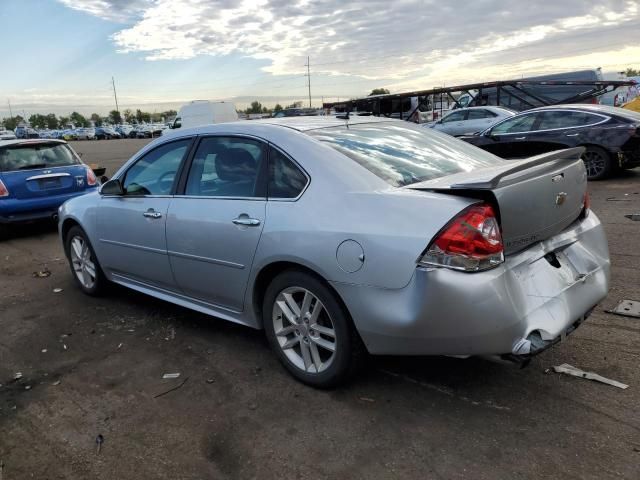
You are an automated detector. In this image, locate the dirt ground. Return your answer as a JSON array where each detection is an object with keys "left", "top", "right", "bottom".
[{"left": 1, "top": 138, "right": 639, "bottom": 479}]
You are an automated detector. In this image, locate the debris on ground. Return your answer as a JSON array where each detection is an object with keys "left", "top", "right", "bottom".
[
  {"left": 41, "top": 349, "right": 47, "bottom": 353},
  {"left": 206, "top": 378, "right": 215, "bottom": 384},
  {"left": 624, "top": 213, "right": 640, "bottom": 221},
  {"left": 162, "top": 373, "right": 180, "bottom": 379},
  {"left": 96, "top": 434, "right": 104, "bottom": 455},
  {"left": 53, "top": 288, "right": 63, "bottom": 293},
  {"left": 359, "top": 397, "right": 376, "bottom": 403},
  {"left": 606, "top": 299, "right": 640, "bottom": 319},
  {"left": 32, "top": 269, "right": 51, "bottom": 278},
  {"left": 52, "top": 380, "right": 61, "bottom": 386},
  {"left": 153, "top": 377, "right": 189, "bottom": 399},
  {"left": 13, "top": 372, "right": 22, "bottom": 380},
  {"left": 553, "top": 364, "right": 629, "bottom": 389}
]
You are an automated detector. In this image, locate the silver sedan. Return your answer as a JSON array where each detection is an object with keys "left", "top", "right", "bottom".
[
  {"left": 426, "top": 106, "right": 516, "bottom": 136},
  {"left": 58, "top": 117, "right": 610, "bottom": 387}
]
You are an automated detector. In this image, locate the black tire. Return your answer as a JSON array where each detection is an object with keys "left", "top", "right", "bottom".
[
  {"left": 263, "top": 270, "right": 366, "bottom": 388},
  {"left": 581, "top": 146, "right": 612, "bottom": 180},
  {"left": 64, "top": 226, "right": 108, "bottom": 296}
]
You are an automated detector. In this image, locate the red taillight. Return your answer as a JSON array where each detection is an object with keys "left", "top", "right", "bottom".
[
  {"left": 0, "top": 179, "right": 9, "bottom": 197},
  {"left": 86, "top": 167, "right": 97, "bottom": 186},
  {"left": 419, "top": 203, "right": 504, "bottom": 272}
]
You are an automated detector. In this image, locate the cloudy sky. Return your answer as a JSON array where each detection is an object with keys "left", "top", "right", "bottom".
[{"left": 1, "top": 0, "right": 638, "bottom": 115}]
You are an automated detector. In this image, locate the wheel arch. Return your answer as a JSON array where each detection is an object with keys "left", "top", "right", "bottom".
[
  {"left": 60, "top": 217, "right": 81, "bottom": 242},
  {"left": 251, "top": 260, "right": 354, "bottom": 332}
]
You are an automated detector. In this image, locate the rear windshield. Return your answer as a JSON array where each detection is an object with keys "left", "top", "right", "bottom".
[
  {"left": 0, "top": 143, "right": 81, "bottom": 172},
  {"left": 308, "top": 123, "right": 501, "bottom": 186}
]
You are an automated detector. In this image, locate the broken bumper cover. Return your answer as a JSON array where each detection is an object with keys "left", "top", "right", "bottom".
[{"left": 332, "top": 213, "right": 610, "bottom": 357}]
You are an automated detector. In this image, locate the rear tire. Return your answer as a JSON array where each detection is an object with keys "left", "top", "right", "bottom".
[
  {"left": 64, "top": 226, "right": 107, "bottom": 296},
  {"left": 263, "top": 270, "right": 366, "bottom": 388},
  {"left": 581, "top": 146, "right": 612, "bottom": 180}
]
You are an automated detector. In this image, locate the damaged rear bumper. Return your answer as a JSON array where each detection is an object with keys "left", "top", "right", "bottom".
[{"left": 332, "top": 213, "right": 610, "bottom": 357}]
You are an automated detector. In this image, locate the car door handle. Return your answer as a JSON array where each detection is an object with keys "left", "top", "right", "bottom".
[
  {"left": 232, "top": 216, "right": 261, "bottom": 226},
  {"left": 565, "top": 133, "right": 579, "bottom": 137},
  {"left": 514, "top": 137, "right": 526, "bottom": 140},
  {"left": 143, "top": 209, "right": 162, "bottom": 219}
]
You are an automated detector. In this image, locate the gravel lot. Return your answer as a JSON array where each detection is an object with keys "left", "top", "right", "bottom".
[{"left": 1, "top": 138, "right": 639, "bottom": 479}]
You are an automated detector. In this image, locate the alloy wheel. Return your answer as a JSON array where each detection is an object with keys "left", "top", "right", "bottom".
[
  {"left": 582, "top": 150, "right": 606, "bottom": 178},
  {"left": 272, "top": 287, "right": 337, "bottom": 374},
  {"left": 69, "top": 236, "right": 97, "bottom": 289}
]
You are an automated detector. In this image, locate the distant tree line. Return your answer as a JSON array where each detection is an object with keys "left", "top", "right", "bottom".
[{"left": 1, "top": 109, "right": 178, "bottom": 130}]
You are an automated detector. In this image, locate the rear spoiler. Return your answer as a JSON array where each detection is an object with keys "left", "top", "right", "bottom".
[{"left": 449, "top": 147, "right": 585, "bottom": 190}]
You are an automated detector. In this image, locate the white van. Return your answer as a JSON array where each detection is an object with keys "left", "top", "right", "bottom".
[{"left": 170, "top": 101, "right": 238, "bottom": 129}]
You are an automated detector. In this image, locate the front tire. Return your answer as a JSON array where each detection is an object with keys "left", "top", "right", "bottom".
[
  {"left": 582, "top": 146, "right": 612, "bottom": 180},
  {"left": 263, "top": 270, "right": 365, "bottom": 388},
  {"left": 65, "top": 226, "right": 107, "bottom": 296}
]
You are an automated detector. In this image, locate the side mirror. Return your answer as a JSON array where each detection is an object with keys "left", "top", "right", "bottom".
[{"left": 100, "top": 178, "right": 124, "bottom": 195}]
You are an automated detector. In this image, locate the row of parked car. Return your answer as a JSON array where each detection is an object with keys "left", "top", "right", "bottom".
[
  {"left": 424, "top": 104, "right": 640, "bottom": 180},
  {"left": 7, "top": 123, "right": 169, "bottom": 141}
]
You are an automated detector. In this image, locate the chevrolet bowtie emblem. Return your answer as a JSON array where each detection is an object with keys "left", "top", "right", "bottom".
[{"left": 555, "top": 192, "right": 568, "bottom": 205}]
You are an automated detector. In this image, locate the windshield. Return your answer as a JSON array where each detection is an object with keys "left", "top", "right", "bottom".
[
  {"left": 0, "top": 142, "right": 81, "bottom": 171},
  {"left": 308, "top": 123, "right": 502, "bottom": 187}
]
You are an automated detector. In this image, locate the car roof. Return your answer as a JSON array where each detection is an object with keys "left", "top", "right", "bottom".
[
  {"left": 168, "top": 116, "right": 399, "bottom": 136},
  {"left": 251, "top": 115, "right": 398, "bottom": 131},
  {"left": 528, "top": 104, "right": 625, "bottom": 115},
  {"left": 0, "top": 138, "right": 67, "bottom": 148}
]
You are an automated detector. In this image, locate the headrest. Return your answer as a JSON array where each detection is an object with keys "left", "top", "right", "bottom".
[{"left": 215, "top": 148, "right": 257, "bottom": 181}]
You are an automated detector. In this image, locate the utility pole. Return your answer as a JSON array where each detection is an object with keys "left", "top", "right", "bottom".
[
  {"left": 112, "top": 76, "right": 120, "bottom": 113},
  {"left": 304, "top": 56, "right": 311, "bottom": 108},
  {"left": 7, "top": 99, "right": 13, "bottom": 118}
]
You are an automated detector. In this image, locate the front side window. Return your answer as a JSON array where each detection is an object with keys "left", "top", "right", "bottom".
[
  {"left": 490, "top": 113, "right": 538, "bottom": 134},
  {"left": 0, "top": 142, "right": 81, "bottom": 172},
  {"left": 442, "top": 111, "right": 465, "bottom": 123},
  {"left": 185, "top": 136, "right": 265, "bottom": 197},
  {"left": 309, "top": 123, "right": 501, "bottom": 187},
  {"left": 268, "top": 147, "right": 308, "bottom": 199},
  {"left": 467, "top": 109, "right": 496, "bottom": 120},
  {"left": 123, "top": 138, "right": 191, "bottom": 196}
]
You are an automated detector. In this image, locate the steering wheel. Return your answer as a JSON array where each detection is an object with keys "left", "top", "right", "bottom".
[{"left": 157, "top": 171, "right": 177, "bottom": 193}]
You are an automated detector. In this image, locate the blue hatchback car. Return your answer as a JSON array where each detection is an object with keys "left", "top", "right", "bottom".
[{"left": 0, "top": 139, "right": 99, "bottom": 234}]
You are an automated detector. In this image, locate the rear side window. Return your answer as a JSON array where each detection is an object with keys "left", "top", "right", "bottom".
[
  {"left": 268, "top": 147, "right": 308, "bottom": 199},
  {"left": 309, "top": 123, "right": 501, "bottom": 187},
  {"left": 0, "top": 143, "right": 80, "bottom": 172}
]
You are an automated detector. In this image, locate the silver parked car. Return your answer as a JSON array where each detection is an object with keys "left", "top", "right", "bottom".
[
  {"left": 426, "top": 106, "right": 516, "bottom": 136},
  {"left": 58, "top": 117, "right": 609, "bottom": 386}
]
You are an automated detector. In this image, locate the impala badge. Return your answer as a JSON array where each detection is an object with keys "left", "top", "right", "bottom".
[{"left": 555, "top": 192, "right": 567, "bottom": 205}]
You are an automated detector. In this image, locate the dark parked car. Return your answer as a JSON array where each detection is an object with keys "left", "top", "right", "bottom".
[
  {"left": 460, "top": 105, "right": 640, "bottom": 179},
  {"left": 14, "top": 126, "right": 39, "bottom": 139},
  {"left": 95, "top": 127, "right": 121, "bottom": 140}
]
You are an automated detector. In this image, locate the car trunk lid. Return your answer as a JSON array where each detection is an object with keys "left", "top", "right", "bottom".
[
  {"left": 407, "top": 147, "right": 588, "bottom": 255},
  {"left": 1, "top": 165, "right": 88, "bottom": 199}
]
